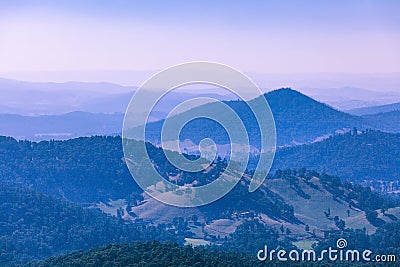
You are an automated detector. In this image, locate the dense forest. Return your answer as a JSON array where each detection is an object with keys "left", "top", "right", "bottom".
[
  {"left": 0, "top": 136, "right": 223, "bottom": 204},
  {"left": 270, "top": 130, "right": 400, "bottom": 182},
  {"left": 0, "top": 135, "right": 138, "bottom": 203}
]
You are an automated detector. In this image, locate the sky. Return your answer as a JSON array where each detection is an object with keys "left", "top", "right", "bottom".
[{"left": 0, "top": 1, "right": 400, "bottom": 81}]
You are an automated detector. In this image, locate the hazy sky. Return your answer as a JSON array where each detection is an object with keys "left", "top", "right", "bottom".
[{"left": 0, "top": 0, "right": 400, "bottom": 75}]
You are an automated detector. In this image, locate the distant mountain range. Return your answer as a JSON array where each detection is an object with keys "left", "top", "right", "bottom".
[
  {"left": 0, "top": 77, "right": 234, "bottom": 116},
  {"left": 0, "top": 78, "right": 134, "bottom": 115},
  {"left": 2, "top": 76, "right": 400, "bottom": 114},
  {"left": 348, "top": 102, "right": 400, "bottom": 115},
  {"left": 1, "top": 88, "right": 399, "bottom": 145},
  {"left": 300, "top": 87, "right": 400, "bottom": 110}
]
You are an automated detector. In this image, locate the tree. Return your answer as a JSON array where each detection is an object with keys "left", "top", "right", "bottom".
[
  {"left": 366, "top": 210, "right": 378, "bottom": 223},
  {"left": 381, "top": 207, "right": 386, "bottom": 215},
  {"left": 334, "top": 216, "right": 339, "bottom": 222},
  {"left": 336, "top": 219, "right": 345, "bottom": 230},
  {"left": 191, "top": 214, "right": 199, "bottom": 222},
  {"left": 286, "top": 228, "right": 291, "bottom": 235}
]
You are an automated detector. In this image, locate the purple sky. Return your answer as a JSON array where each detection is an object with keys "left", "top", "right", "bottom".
[{"left": 0, "top": 1, "right": 399, "bottom": 80}]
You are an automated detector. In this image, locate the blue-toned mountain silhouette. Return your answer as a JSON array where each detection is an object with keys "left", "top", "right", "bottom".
[{"left": 141, "top": 88, "right": 369, "bottom": 147}]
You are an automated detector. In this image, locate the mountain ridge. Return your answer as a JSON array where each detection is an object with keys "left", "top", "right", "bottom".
[
  {"left": 140, "top": 88, "right": 370, "bottom": 147},
  {"left": 2, "top": 88, "right": 399, "bottom": 144}
]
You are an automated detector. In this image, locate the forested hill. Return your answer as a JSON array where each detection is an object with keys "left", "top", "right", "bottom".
[
  {"left": 270, "top": 130, "right": 400, "bottom": 182},
  {"left": 0, "top": 135, "right": 139, "bottom": 203},
  {"left": 265, "top": 88, "right": 366, "bottom": 145},
  {"left": 140, "top": 88, "right": 370, "bottom": 147}
]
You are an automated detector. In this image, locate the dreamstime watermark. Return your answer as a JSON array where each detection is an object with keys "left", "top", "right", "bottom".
[
  {"left": 122, "top": 62, "right": 276, "bottom": 207},
  {"left": 257, "top": 238, "right": 396, "bottom": 263}
]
